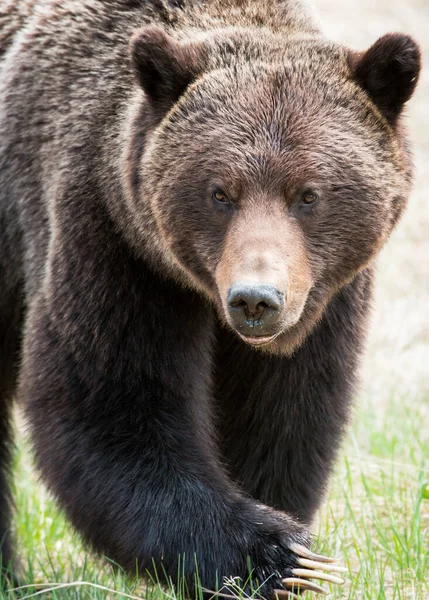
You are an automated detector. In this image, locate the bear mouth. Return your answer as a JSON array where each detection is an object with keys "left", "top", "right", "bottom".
[{"left": 237, "top": 332, "right": 280, "bottom": 346}]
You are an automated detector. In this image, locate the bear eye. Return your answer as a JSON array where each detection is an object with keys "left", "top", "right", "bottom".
[
  {"left": 212, "top": 189, "right": 230, "bottom": 204},
  {"left": 301, "top": 190, "right": 319, "bottom": 206}
]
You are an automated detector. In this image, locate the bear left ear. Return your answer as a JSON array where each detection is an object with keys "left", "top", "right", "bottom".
[
  {"left": 349, "top": 33, "right": 421, "bottom": 125},
  {"left": 130, "top": 26, "right": 205, "bottom": 109}
]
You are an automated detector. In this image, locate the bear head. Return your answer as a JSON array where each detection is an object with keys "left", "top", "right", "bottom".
[{"left": 126, "top": 26, "right": 420, "bottom": 355}]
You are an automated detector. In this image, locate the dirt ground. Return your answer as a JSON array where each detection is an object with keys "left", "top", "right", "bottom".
[{"left": 312, "top": 0, "right": 429, "bottom": 402}]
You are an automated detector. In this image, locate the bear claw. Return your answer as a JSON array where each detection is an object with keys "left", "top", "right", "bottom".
[
  {"left": 289, "top": 543, "right": 338, "bottom": 563},
  {"left": 280, "top": 578, "right": 327, "bottom": 594},
  {"left": 291, "top": 569, "right": 344, "bottom": 585},
  {"left": 297, "top": 558, "right": 348, "bottom": 573},
  {"left": 271, "top": 543, "right": 347, "bottom": 596}
]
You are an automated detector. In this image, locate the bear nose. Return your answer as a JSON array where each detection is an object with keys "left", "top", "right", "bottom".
[{"left": 227, "top": 283, "right": 285, "bottom": 336}]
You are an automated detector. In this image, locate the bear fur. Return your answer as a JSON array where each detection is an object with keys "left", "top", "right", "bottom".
[{"left": 0, "top": 0, "right": 420, "bottom": 596}]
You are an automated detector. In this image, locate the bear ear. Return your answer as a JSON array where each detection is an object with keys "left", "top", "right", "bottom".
[
  {"left": 130, "top": 26, "right": 205, "bottom": 108},
  {"left": 349, "top": 33, "right": 421, "bottom": 125}
]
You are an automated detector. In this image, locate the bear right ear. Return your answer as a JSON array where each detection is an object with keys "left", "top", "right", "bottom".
[
  {"left": 349, "top": 33, "right": 421, "bottom": 125},
  {"left": 130, "top": 26, "right": 205, "bottom": 109}
]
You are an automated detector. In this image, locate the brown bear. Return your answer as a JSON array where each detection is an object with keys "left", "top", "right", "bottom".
[{"left": 0, "top": 0, "right": 420, "bottom": 597}]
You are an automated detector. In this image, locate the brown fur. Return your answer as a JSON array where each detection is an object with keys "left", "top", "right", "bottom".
[
  {"left": 0, "top": 0, "right": 420, "bottom": 595},
  {"left": 131, "top": 20, "right": 418, "bottom": 352}
]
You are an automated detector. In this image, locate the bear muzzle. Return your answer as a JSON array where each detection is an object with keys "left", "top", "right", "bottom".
[{"left": 227, "top": 282, "right": 285, "bottom": 346}]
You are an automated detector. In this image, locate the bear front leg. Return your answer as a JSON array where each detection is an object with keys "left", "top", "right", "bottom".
[
  {"left": 19, "top": 241, "right": 341, "bottom": 598},
  {"left": 215, "top": 270, "right": 372, "bottom": 525}
]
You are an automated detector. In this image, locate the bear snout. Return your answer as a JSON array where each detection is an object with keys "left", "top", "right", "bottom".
[{"left": 227, "top": 282, "right": 285, "bottom": 344}]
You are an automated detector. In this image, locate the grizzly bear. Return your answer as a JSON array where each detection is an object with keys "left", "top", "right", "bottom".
[{"left": 0, "top": 0, "right": 420, "bottom": 596}]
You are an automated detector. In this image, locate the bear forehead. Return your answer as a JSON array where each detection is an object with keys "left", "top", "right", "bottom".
[
  {"left": 174, "top": 59, "right": 385, "bottom": 146},
  {"left": 163, "top": 68, "right": 391, "bottom": 180}
]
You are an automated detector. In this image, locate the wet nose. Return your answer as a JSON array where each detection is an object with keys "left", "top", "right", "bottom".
[{"left": 227, "top": 283, "right": 285, "bottom": 336}]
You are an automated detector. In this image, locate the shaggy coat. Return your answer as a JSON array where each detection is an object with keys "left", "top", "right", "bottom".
[{"left": 0, "top": 0, "right": 420, "bottom": 596}]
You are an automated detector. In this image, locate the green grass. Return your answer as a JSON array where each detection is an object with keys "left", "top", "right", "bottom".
[
  {"left": 315, "top": 391, "right": 429, "bottom": 600},
  {"left": 1, "top": 389, "right": 428, "bottom": 600}
]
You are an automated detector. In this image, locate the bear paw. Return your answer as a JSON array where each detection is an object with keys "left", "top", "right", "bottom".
[{"left": 273, "top": 543, "right": 347, "bottom": 597}]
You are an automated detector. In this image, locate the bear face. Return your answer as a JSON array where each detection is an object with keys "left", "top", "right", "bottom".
[{"left": 126, "top": 27, "right": 420, "bottom": 355}]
